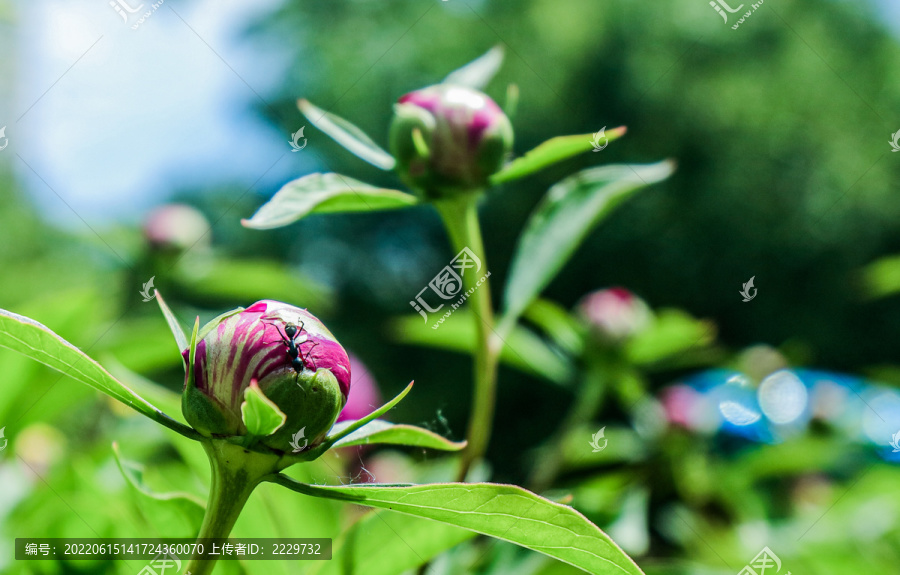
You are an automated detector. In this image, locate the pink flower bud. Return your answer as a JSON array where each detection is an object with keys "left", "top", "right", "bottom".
[
  {"left": 182, "top": 300, "right": 350, "bottom": 452},
  {"left": 390, "top": 84, "right": 513, "bottom": 198},
  {"left": 577, "top": 288, "right": 650, "bottom": 344}
]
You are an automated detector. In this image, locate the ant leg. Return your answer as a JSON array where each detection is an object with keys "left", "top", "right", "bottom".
[{"left": 300, "top": 341, "right": 320, "bottom": 370}]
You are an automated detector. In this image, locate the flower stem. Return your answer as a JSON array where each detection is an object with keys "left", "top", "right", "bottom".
[
  {"left": 185, "top": 441, "right": 279, "bottom": 575},
  {"left": 434, "top": 195, "right": 499, "bottom": 482}
]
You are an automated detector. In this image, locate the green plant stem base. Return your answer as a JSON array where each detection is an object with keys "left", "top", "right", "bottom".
[{"left": 185, "top": 440, "right": 283, "bottom": 575}]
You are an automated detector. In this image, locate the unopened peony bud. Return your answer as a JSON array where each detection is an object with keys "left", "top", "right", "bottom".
[
  {"left": 578, "top": 288, "right": 650, "bottom": 344},
  {"left": 182, "top": 300, "right": 350, "bottom": 453},
  {"left": 389, "top": 84, "right": 513, "bottom": 198}
]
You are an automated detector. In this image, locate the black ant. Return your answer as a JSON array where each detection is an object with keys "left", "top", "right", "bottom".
[{"left": 263, "top": 319, "right": 319, "bottom": 382}]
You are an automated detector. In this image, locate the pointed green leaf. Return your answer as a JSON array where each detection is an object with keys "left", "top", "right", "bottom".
[
  {"left": 241, "top": 382, "right": 287, "bottom": 437},
  {"left": 324, "top": 381, "right": 414, "bottom": 446},
  {"left": 501, "top": 161, "right": 675, "bottom": 332},
  {"left": 331, "top": 419, "right": 465, "bottom": 451},
  {"left": 112, "top": 443, "right": 206, "bottom": 508},
  {"left": 155, "top": 290, "right": 188, "bottom": 353},
  {"left": 298, "top": 99, "right": 396, "bottom": 170},
  {"left": 490, "top": 128, "right": 628, "bottom": 185},
  {"left": 270, "top": 479, "right": 645, "bottom": 575},
  {"left": 242, "top": 173, "right": 419, "bottom": 230},
  {"left": 443, "top": 45, "right": 505, "bottom": 90},
  {"left": 0, "top": 308, "right": 201, "bottom": 440}
]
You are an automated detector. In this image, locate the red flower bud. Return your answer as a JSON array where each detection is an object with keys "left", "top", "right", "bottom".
[{"left": 578, "top": 288, "right": 650, "bottom": 344}]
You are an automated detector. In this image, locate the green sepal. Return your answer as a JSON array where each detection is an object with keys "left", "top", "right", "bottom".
[{"left": 259, "top": 368, "right": 346, "bottom": 454}]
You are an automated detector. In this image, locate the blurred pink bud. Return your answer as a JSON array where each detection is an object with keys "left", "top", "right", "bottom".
[
  {"left": 337, "top": 354, "right": 382, "bottom": 423},
  {"left": 577, "top": 288, "right": 651, "bottom": 344},
  {"left": 144, "top": 203, "right": 211, "bottom": 252}
]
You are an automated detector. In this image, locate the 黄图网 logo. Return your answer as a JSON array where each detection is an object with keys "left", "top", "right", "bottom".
[
  {"left": 890, "top": 430, "right": 900, "bottom": 453},
  {"left": 889, "top": 130, "right": 900, "bottom": 152},
  {"left": 0, "top": 126, "right": 8, "bottom": 151},
  {"left": 709, "top": 0, "right": 744, "bottom": 23},
  {"left": 737, "top": 546, "right": 791, "bottom": 575},
  {"left": 740, "top": 276, "right": 757, "bottom": 302},
  {"left": 0, "top": 427, "right": 7, "bottom": 452},
  {"left": 410, "top": 247, "right": 491, "bottom": 330},
  {"left": 140, "top": 277, "right": 156, "bottom": 302},
  {"left": 289, "top": 127, "right": 307, "bottom": 152},
  {"left": 589, "top": 427, "right": 608, "bottom": 452},
  {"left": 590, "top": 127, "right": 608, "bottom": 152}
]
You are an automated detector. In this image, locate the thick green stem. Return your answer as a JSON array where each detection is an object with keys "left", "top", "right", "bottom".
[
  {"left": 185, "top": 441, "right": 280, "bottom": 575},
  {"left": 433, "top": 195, "right": 500, "bottom": 482}
]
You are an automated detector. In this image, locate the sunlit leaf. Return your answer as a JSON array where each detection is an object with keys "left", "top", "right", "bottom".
[
  {"left": 501, "top": 161, "right": 675, "bottom": 333},
  {"left": 443, "top": 45, "right": 505, "bottom": 90},
  {"left": 490, "top": 129, "right": 627, "bottom": 185},
  {"left": 309, "top": 509, "right": 475, "bottom": 575},
  {"left": 331, "top": 419, "right": 465, "bottom": 451},
  {"left": 0, "top": 308, "right": 200, "bottom": 439},
  {"left": 271, "top": 478, "right": 645, "bottom": 575},
  {"left": 155, "top": 291, "right": 188, "bottom": 354},
  {"left": 242, "top": 173, "right": 418, "bottom": 230},
  {"left": 323, "top": 382, "right": 414, "bottom": 447},
  {"left": 298, "top": 99, "right": 396, "bottom": 170}
]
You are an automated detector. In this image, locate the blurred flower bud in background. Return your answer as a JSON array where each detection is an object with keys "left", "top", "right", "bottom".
[
  {"left": 338, "top": 354, "right": 382, "bottom": 423},
  {"left": 390, "top": 84, "right": 513, "bottom": 199},
  {"left": 144, "top": 203, "right": 211, "bottom": 253},
  {"left": 578, "top": 287, "right": 651, "bottom": 345}
]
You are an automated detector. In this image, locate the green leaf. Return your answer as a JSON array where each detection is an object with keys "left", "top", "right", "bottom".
[
  {"left": 323, "top": 382, "right": 414, "bottom": 447},
  {"left": 625, "top": 309, "right": 716, "bottom": 367},
  {"left": 0, "top": 308, "right": 201, "bottom": 440},
  {"left": 860, "top": 254, "right": 900, "bottom": 299},
  {"left": 270, "top": 479, "right": 645, "bottom": 575},
  {"left": 242, "top": 173, "right": 419, "bottom": 230},
  {"left": 331, "top": 419, "right": 466, "bottom": 451},
  {"left": 298, "top": 99, "right": 396, "bottom": 170},
  {"left": 490, "top": 129, "right": 628, "bottom": 185},
  {"left": 390, "top": 312, "right": 572, "bottom": 385},
  {"left": 154, "top": 290, "right": 188, "bottom": 354},
  {"left": 241, "top": 382, "right": 287, "bottom": 437},
  {"left": 112, "top": 443, "right": 206, "bottom": 508},
  {"left": 309, "top": 509, "right": 475, "bottom": 575},
  {"left": 443, "top": 45, "right": 505, "bottom": 90},
  {"left": 523, "top": 299, "right": 585, "bottom": 357},
  {"left": 501, "top": 161, "right": 675, "bottom": 332}
]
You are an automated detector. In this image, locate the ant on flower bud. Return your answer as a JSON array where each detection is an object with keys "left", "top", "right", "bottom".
[{"left": 264, "top": 319, "right": 319, "bottom": 383}]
